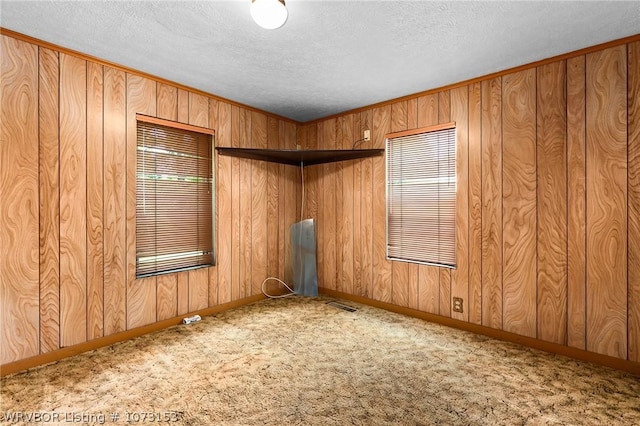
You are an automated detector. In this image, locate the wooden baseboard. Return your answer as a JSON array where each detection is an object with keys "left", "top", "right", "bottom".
[
  {"left": 319, "top": 288, "right": 640, "bottom": 376},
  {"left": 0, "top": 294, "right": 266, "bottom": 377}
]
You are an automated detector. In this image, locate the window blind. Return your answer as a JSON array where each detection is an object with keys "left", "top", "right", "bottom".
[
  {"left": 136, "top": 119, "right": 214, "bottom": 277},
  {"left": 386, "top": 124, "right": 456, "bottom": 267}
]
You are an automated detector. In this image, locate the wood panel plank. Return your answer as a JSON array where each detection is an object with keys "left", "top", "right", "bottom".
[
  {"left": 629, "top": 41, "right": 640, "bottom": 362},
  {"left": 266, "top": 117, "right": 280, "bottom": 287},
  {"left": 481, "top": 77, "right": 503, "bottom": 330},
  {"left": 87, "top": 61, "right": 104, "bottom": 340},
  {"left": 217, "top": 102, "right": 233, "bottom": 304},
  {"left": 303, "top": 123, "right": 318, "bottom": 219},
  {"left": 239, "top": 109, "right": 252, "bottom": 298},
  {"left": 406, "top": 97, "right": 419, "bottom": 310},
  {"left": 537, "top": 61, "right": 568, "bottom": 344},
  {"left": 586, "top": 45, "right": 627, "bottom": 358},
  {"left": 126, "top": 74, "right": 156, "bottom": 329},
  {"left": 188, "top": 268, "right": 209, "bottom": 312},
  {"left": 567, "top": 55, "right": 587, "bottom": 350},
  {"left": 277, "top": 121, "right": 287, "bottom": 283},
  {"left": 360, "top": 109, "right": 374, "bottom": 298},
  {"left": 0, "top": 36, "right": 40, "bottom": 363},
  {"left": 352, "top": 114, "right": 364, "bottom": 296},
  {"left": 341, "top": 114, "right": 355, "bottom": 295},
  {"left": 501, "top": 69, "right": 537, "bottom": 338},
  {"left": 439, "top": 91, "right": 452, "bottom": 317},
  {"left": 390, "top": 101, "right": 409, "bottom": 307},
  {"left": 188, "top": 91, "right": 211, "bottom": 309},
  {"left": 251, "top": 111, "right": 268, "bottom": 295},
  {"left": 450, "top": 85, "right": 470, "bottom": 322},
  {"left": 316, "top": 122, "right": 325, "bottom": 288},
  {"left": 468, "top": 82, "right": 483, "bottom": 325},
  {"left": 322, "top": 119, "right": 337, "bottom": 290},
  {"left": 103, "top": 66, "right": 127, "bottom": 336},
  {"left": 177, "top": 271, "right": 189, "bottom": 315},
  {"left": 177, "top": 88, "right": 189, "bottom": 123},
  {"left": 283, "top": 121, "right": 298, "bottom": 286},
  {"left": 416, "top": 93, "right": 441, "bottom": 314},
  {"left": 59, "top": 53, "right": 87, "bottom": 347},
  {"left": 189, "top": 92, "right": 209, "bottom": 128},
  {"left": 335, "top": 118, "right": 344, "bottom": 293},
  {"left": 231, "top": 106, "right": 241, "bottom": 300},
  {"left": 157, "top": 83, "right": 177, "bottom": 121},
  {"left": 418, "top": 267, "right": 439, "bottom": 314},
  {"left": 209, "top": 99, "right": 219, "bottom": 307},
  {"left": 38, "top": 46, "right": 60, "bottom": 353},
  {"left": 156, "top": 273, "right": 178, "bottom": 321},
  {"left": 372, "top": 106, "right": 392, "bottom": 303}
]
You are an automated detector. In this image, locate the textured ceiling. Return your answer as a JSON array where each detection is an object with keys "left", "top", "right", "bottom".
[{"left": 1, "top": 1, "right": 639, "bottom": 122}]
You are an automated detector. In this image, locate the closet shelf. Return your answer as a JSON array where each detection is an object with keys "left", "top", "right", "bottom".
[{"left": 215, "top": 148, "right": 384, "bottom": 166}]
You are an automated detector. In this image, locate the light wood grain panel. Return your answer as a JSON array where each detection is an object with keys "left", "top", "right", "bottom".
[
  {"left": 335, "top": 118, "right": 344, "bottom": 293},
  {"left": 372, "top": 106, "right": 392, "bottom": 302},
  {"left": 567, "top": 55, "right": 587, "bottom": 350},
  {"left": 126, "top": 74, "right": 156, "bottom": 329},
  {"left": 406, "top": 98, "right": 420, "bottom": 310},
  {"left": 230, "top": 106, "right": 242, "bottom": 299},
  {"left": 438, "top": 91, "right": 452, "bottom": 317},
  {"left": 390, "top": 101, "right": 409, "bottom": 307},
  {"left": 0, "top": 36, "right": 40, "bottom": 363},
  {"left": 501, "top": 69, "right": 537, "bottom": 338},
  {"left": 239, "top": 108, "right": 252, "bottom": 298},
  {"left": 156, "top": 273, "right": 178, "bottom": 321},
  {"left": 208, "top": 99, "right": 219, "bottom": 307},
  {"left": 362, "top": 109, "right": 374, "bottom": 298},
  {"left": 276, "top": 121, "right": 287, "bottom": 283},
  {"left": 217, "top": 101, "right": 233, "bottom": 304},
  {"left": 316, "top": 122, "right": 325, "bottom": 288},
  {"left": 188, "top": 91, "right": 211, "bottom": 309},
  {"left": 450, "top": 85, "right": 469, "bottom": 322},
  {"left": 341, "top": 114, "right": 355, "bottom": 295},
  {"left": 251, "top": 111, "right": 268, "bottom": 295},
  {"left": 60, "top": 53, "right": 87, "bottom": 347},
  {"left": 537, "top": 61, "right": 568, "bottom": 344},
  {"left": 303, "top": 123, "right": 318, "bottom": 219},
  {"left": 189, "top": 92, "right": 209, "bottom": 128},
  {"left": 178, "top": 88, "right": 189, "bottom": 123},
  {"left": 417, "top": 94, "right": 438, "bottom": 126},
  {"left": 177, "top": 271, "right": 189, "bottom": 315},
  {"left": 481, "top": 77, "right": 503, "bottom": 330},
  {"left": 352, "top": 114, "right": 364, "bottom": 296},
  {"left": 87, "top": 61, "right": 104, "bottom": 340},
  {"left": 586, "top": 46, "right": 627, "bottom": 358},
  {"left": 103, "top": 66, "right": 127, "bottom": 336},
  {"left": 322, "top": 119, "right": 337, "bottom": 290},
  {"left": 416, "top": 93, "right": 442, "bottom": 313},
  {"left": 629, "top": 41, "right": 640, "bottom": 362},
  {"left": 156, "top": 83, "right": 177, "bottom": 121},
  {"left": 283, "top": 121, "right": 298, "bottom": 286},
  {"left": 267, "top": 117, "right": 280, "bottom": 284},
  {"left": 188, "top": 268, "right": 209, "bottom": 312},
  {"left": 38, "top": 46, "right": 60, "bottom": 353},
  {"left": 418, "top": 266, "right": 439, "bottom": 314},
  {"left": 468, "top": 82, "right": 483, "bottom": 325}
]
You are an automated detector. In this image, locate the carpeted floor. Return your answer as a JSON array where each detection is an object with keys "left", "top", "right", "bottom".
[{"left": 1, "top": 296, "right": 639, "bottom": 425}]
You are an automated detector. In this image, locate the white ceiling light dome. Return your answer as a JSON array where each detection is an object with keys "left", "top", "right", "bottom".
[{"left": 250, "top": 0, "right": 288, "bottom": 30}]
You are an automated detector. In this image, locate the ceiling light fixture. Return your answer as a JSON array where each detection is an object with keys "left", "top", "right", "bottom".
[{"left": 250, "top": 0, "right": 288, "bottom": 30}]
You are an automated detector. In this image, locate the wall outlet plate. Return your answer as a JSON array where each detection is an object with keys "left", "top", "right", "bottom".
[
  {"left": 363, "top": 129, "right": 371, "bottom": 141},
  {"left": 452, "top": 297, "right": 464, "bottom": 313}
]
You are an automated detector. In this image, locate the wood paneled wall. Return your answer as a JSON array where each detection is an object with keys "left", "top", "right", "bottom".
[
  {"left": 0, "top": 34, "right": 298, "bottom": 365},
  {"left": 301, "top": 41, "right": 640, "bottom": 363}
]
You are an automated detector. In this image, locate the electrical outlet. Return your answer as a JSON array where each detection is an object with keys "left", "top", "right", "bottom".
[
  {"left": 363, "top": 129, "right": 371, "bottom": 141},
  {"left": 452, "top": 297, "right": 464, "bottom": 313}
]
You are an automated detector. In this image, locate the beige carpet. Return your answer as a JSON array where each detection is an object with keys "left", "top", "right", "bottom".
[{"left": 1, "top": 296, "right": 639, "bottom": 425}]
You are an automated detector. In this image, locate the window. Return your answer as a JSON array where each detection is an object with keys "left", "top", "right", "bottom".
[
  {"left": 136, "top": 115, "right": 215, "bottom": 277},
  {"left": 386, "top": 123, "right": 456, "bottom": 267}
]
